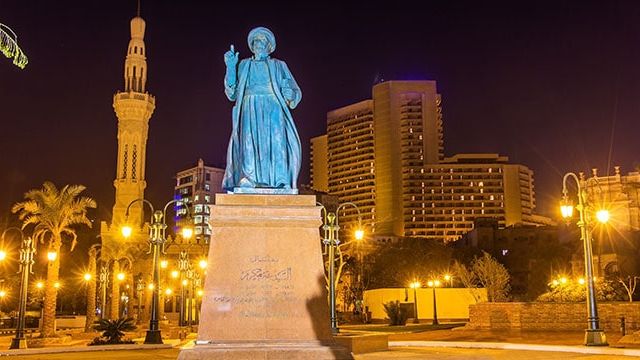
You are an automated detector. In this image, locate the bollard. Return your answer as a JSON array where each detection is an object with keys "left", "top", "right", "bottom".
[{"left": 620, "top": 316, "right": 626, "bottom": 336}]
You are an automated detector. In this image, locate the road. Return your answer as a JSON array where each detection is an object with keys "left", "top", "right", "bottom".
[{"left": 13, "top": 347, "right": 634, "bottom": 359}]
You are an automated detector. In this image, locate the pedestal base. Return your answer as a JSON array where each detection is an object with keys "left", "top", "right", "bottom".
[
  {"left": 144, "top": 329, "right": 163, "bottom": 344},
  {"left": 9, "top": 337, "right": 27, "bottom": 350},
  {"left": 178, "top": 194, "right": 351, "bottom": 359},
  {"left": 178, "top": 341, "right": 353, "bottom": 360},
  {"left": 584, "top": 329, "right": 608, "bottom": 346}
]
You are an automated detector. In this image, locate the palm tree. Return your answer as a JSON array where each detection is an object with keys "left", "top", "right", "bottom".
[
  {"left": 84, "top": 244, "right": 99, "bottom": 332},
  {"left": 92, "top": 317, "right": 136, "bottom": 344},
  {"left": 12, "top": 181, "right": 96, "bottom": 337}
]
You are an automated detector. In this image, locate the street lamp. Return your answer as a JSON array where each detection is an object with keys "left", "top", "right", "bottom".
[
  {"left": 561, "top": 172, "right": 609, "bottom": 346},
  {"left": 427, "top": 279, "right": 440, "bottom": 325},
  {"left": 319, "top": 201, "right": 364, "bottom": 335},
  {"left": 444, "top": 274, "right": 452, "bottom": 288},
  {"left": 47, "top": 251, "right": 57, "bottom": 262},
  {"left": 135, "top": 276, "right": 145, "bottom": 324},
  {"left": 409, "top": 281, "right": 421, "bottom": 324},
  {"left": 122, "top": 198, "right": 187, "bottom": 344},
  {"left": 178, "top": 250, "right": 191, "bottom": 327},
  {"left": 3, "top": 228, "right": 35, "bottom": 350}
]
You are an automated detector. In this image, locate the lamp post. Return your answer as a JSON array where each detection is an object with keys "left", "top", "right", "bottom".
[
  {"left": 427, "top": 279, "right": 440, "bottom": 325},
  {"left": 319, "top": 201, "right": 364, "bottom": 335},
  {"left": 122, "top": 198, "right": 187, "bottom": 344},
  {"left": 4, "top": 228, "right": 35, "bottom": 350},
  {"left": 192, "top": 271, "right": 202, "bottom": 325},
  {"left": 135, "top": 276, "right": 145, "bottom": 324},
  {"left": 409, "top": 281, "right": 421, "bottom": 324},
  {"left": 186, "top": 267, "right": 196, "bottom": 330},
  {"left": 561, "top": 172, "right": 609, "bottom": 346},
  {"left": 99, "top": 265, "right": 109, "bottom": 319},
  {"left": 178, "top": 250, "right": 190, "bottom": 327}
]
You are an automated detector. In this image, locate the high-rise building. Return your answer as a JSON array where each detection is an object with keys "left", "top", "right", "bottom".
[
  {"left": 311, "top": 80, "right": 550, "bottom": 242},
  {"left": 174, "top": 159, "right": 225, "bottom": 244},
  {"left": 309, "top": 135, "right": 329, "bottom": 193},
  {"left": 322, "top": 100, "right": 375, "bottom": 234},
  {"left": 372, "top": 81, "right": 444, "bottom": 236},
  {"left": 416, "top": 153, "right": 552, "bottom": 242},
  {"left": 100, "top": 11, "right": 155, "bottom": 319},
  {"left": 311, "top": 81, "right": 443, "bottom": 238}
]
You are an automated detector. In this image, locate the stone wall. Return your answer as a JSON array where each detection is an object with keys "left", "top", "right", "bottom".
[
  {"left": 468, "top": 302, "right": 640, "bottom": 331},
  {"left": 365, "top": 288, "right": 488, "bottom": 321}
]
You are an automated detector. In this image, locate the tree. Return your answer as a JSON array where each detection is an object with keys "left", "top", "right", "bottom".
[
  {"left": 452, "top": 252, "right": 511, "bottom": 302},
  {"left": 618, "top": 275, "right": 640, "bottom": 303},
  {"left": 472, "top": 252, "right": 511, "bottom": 302},
  {"left": 12, "top": 182, "right": 96, "bottom": 337},
  {"left": 451, "top": 261, "right": 483, "bottom": 303},
  {"left": 85, "top": 244, "right": 99, "bottom": 332},
  {"left": 366, "top": 238, "right": 453, "bottom": 288},
  {"left": 0, "top": 23, "right": 28, "bottom": 68}
]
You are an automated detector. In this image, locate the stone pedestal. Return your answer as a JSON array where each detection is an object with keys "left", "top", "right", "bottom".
[{"left": 178, "top": 194, "right": 352, "bottom": 359}]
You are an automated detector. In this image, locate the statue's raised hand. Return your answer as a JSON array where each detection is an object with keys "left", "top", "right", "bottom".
[{"left": 224, "top": 45, "right": 239, "bottom": 69}]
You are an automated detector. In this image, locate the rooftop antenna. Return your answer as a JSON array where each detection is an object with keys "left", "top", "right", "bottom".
[{"left": 137, "top": 0, "right": 141, "bottom": 17}]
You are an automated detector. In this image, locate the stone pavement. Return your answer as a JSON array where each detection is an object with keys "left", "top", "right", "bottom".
[{"left": 3, "top": 325, "right": 640, "bottom": 359}]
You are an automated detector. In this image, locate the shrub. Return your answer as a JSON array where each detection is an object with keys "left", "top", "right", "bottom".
[
  {"left": 383, "top": 300, "right": 408, "bottom": 326},
  {"left": 89, "top": 317, "right": 137, "bottom": 345},
  {"left": 536, "top": 280, "right": 626, "bottom": 302}
]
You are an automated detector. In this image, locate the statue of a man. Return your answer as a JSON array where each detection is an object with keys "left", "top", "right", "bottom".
[{"left": 222, "top": 27, "right": 302, "bottom": 193}]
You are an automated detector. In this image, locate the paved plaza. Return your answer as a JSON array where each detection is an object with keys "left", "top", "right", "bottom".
[
  {"left": 10, "top": 346, "right": 639, "bottom": 359},
  {"left": 3, "top": 325, "right": 640, "bottom": 359}
]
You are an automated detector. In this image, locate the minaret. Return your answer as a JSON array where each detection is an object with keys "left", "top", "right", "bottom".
[
  {"left": 101, "top": 12, "right": 155, "bottom": 248},
  {"left": 110, "top": 14, "right": 155, "bottom": 229}
]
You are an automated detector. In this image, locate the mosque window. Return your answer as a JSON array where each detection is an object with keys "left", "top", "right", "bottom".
[
  {"left": 134, "top": 46, "right": 138, "bottom": 54},
  {"left": 122, "top": 145, "right": 128, "bottom": 179},
  {"left": 132, "top": 145, "right": 138, "bottom": 179}
]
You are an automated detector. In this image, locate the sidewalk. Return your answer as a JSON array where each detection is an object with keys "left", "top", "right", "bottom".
[
  {"left": 0, "top": 335, "right": 183, "bottom": 357},
  {"left": 390, "top": 341, "right": 640, "bottom": 357},
  {"left": 344, "top": 322, "right": 640, "bottom": 357}
]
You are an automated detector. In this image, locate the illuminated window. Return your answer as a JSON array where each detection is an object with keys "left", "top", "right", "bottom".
[{"left": 194, "top": 216, "right": 203, "bottom": 224}]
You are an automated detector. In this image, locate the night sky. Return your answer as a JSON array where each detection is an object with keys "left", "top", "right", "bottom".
[{"left": 2, "top": 0, "right": 640, "bottom": 229}]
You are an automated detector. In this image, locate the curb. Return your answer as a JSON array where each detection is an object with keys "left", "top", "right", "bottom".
[
  {"left": 390, "top": 341, "right": 640, "bottom": 357},
  {"left": 0, "top": 342, "right": 175, "bottom": 356}
]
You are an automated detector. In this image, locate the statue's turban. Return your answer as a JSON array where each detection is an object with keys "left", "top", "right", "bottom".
[{"left": 248, "top": 26, "right": 276, "bottom": 55}]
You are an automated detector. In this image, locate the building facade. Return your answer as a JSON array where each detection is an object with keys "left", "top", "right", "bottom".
[
  {"left": 414, "top": 154, "right": 552, "bottom": 242},
  {"left": 311, "top": 80, "right": 549, "bottom": 242},
  {"left": 323, "top": 99, "right": 376, "bottom": 235},
  {"left": 173, "top": 159, "right": 225, "bottom": 244},
  {"left": 575, "top": 167, "right": 640, "bottom": 278}
]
